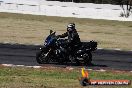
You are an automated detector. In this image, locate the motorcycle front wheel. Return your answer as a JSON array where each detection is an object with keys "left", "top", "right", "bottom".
[{"left": 36, "top": 50, "right": 50, "bottom": 64}]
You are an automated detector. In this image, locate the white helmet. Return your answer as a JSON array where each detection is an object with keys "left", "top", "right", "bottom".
[{"left": 67, "top": 23, "right": 75, "bottom": 32}]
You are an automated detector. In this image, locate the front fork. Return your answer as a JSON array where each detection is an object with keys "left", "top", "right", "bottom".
[
  {"left": 40, "top": 47, "right": 52, "bottom": 57},
  {"left": 45, "top": 49, "right": 51, "bottom": 57}
]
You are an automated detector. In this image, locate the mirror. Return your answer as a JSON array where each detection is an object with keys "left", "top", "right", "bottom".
[{"left": 50, "top": 30, "right": 53, "bottom": 34}]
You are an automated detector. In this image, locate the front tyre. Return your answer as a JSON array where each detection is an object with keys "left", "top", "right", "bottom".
[{"left": 36, "top": 50, "right": 50, "bottom": 64}]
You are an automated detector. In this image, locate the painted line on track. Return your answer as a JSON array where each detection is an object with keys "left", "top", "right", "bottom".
[
  {"left": 1, "top": 64, "right": 132, "bottom": 73},
  {"left": 1, "top": 64, "right": 41, "bottom": 68}
]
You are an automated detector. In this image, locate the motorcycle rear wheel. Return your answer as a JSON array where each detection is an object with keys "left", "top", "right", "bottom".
[{"left": 83, "top": 52, "right": 92, "bottom": 66}]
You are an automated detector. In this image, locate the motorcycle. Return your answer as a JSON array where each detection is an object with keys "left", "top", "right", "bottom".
[{"left": 36, "top": 30, "right": 97, "bottom": 66}]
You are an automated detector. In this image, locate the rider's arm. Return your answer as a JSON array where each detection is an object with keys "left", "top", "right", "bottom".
[{"left": 58, "top": 32, "right": 68, "bottom": 38}]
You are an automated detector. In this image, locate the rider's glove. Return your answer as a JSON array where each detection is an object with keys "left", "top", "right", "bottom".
[{"left": 56, "top": 35, "right": 60, "bottom": 39}]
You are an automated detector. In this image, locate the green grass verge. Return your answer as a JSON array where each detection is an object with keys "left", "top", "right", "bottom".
[{"left": 0, "top": 67, "right": 131, "bottom": 88}]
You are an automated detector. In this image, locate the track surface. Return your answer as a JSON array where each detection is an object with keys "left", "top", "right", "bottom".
[{"left": 0, "top": 43, "right": 132, "bottom": 71}]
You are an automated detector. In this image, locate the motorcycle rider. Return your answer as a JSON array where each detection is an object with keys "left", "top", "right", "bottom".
[
  {"left": 58, "top": 23, "right": 80, "bottom": 45},
  {"left": 58, "top": 23, "right": 81, "bottom": 64}
]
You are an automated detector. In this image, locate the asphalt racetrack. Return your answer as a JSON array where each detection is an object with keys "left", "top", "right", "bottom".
[{"left": 0, "top": 43, "right": 132, "bottom": 71}]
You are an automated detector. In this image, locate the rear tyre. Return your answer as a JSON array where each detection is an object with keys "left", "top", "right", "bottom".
[{"left": 83, "top": 52, "right": 92, "bottom": 66}]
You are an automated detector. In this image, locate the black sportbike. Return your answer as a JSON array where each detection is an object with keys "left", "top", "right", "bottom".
[{"left": 36, "top": 30, "right": 97, "bottom": 65}]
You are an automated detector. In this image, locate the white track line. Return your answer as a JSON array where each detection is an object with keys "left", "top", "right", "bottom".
[
  {"left": 2, "top": 64, "right": 13, "bottom": 67},
  {"left": 1, "top": 64, "right": 41, "bottom": 68},
  {"left": 1, "top": 64, "right": 132, "bottom": 72}
]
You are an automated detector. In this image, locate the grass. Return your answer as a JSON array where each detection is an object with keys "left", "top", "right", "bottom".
[
  {"left": 0, "top": 12, "right": 132, "bottom": 50},
  {"left": 0, "top": 66, "right": 131, "bottom": 88}
]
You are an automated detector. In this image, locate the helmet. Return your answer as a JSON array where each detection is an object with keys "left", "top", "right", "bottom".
[{"left": 67, "top": 23, "right": 75, "bottom": 32}]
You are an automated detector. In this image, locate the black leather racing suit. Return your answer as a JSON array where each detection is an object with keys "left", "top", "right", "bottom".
[{"left": 58, "top": 29, "right": 81, "bottom": 56}]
